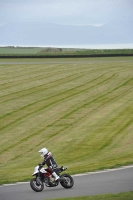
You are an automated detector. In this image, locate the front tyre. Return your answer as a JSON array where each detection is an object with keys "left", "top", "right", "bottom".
[
  {"left": 60, "top": 174, "right": 74, "bottom": 189},
  {"left": 30, "top": 178, "right": 44, "bottom": 192}
]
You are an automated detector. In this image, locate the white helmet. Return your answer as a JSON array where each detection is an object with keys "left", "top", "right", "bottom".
[{"left": 39, "top": 148, "right": 48, "bottom": 157}]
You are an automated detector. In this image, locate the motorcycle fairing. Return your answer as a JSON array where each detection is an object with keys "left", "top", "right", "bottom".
[{"left": 32, "top": 165, "right": 47, "bottom": 176}]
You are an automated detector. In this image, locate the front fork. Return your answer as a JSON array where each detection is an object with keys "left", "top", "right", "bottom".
[{"left": 36, "top": 173, "right": 42, "bottom": 185}]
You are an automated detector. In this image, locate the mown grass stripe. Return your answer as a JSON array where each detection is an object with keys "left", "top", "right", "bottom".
[
  {"left": 0, "top": 71, "right": 118, "bottom": 152},
  {"left": 0, "top": 69, "right": 109, "bottom": 117},
  {"left": 0, "top": 74, "right": 132, "bottom": 155},
  {"left": 0, "top": 72, "right": 131, "bottom": 132},
  {"left": 0, "top": 72, "right": 85, "bottom": 103},
  {"left": 93, "top": 102, "right": 133, "bottom": 151},
  {"left": 0, "top": 72, "right": 116, "bottom": 132},
  {"left": 0, "top": 63, "right": 109, "bottom": 95},
  {"left": 60, "top": 76, "right": 133, "bottom": 119},
  {"left": 0, "top": 70, "right": 130, "bottom": 136}
]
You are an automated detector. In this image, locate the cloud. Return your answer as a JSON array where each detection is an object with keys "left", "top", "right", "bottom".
[
  {"left": 0, "top": 23, "right": 7, "bottom": 27},
  {"left": 0, "top": 0, "right": 133, "bottom": 25}
]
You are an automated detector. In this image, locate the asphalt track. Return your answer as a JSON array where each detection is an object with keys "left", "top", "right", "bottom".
[{"left": 0, "top": 166, "right": 133, "bottom": 200}]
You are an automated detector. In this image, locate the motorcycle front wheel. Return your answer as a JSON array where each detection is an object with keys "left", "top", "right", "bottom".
[
  {"left": 30, "top": 178, "right": 44, "bottom": 192},
  {"left": 60, "top": 174, "right": 74, "bottom": 189}
]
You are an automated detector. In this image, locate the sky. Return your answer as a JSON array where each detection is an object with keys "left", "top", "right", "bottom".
[
  {"left": 0, "top": 0, "right": 133, "bottom": 48},
  {"left": 0, "top": 0, "right": 133, "bottom": 26}
]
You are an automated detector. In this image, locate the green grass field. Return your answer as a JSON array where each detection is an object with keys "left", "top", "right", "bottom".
[
  {"left": 53, "top": 191, "right": 133, "bottom": 200},
  {"left": 0, "top": 57, "right": 133, "bottom": 185},
  {"left": 54, "top": 192, "right": 133, "bottom": 200},
  {"left": 0, "top": 47, "right": 133, "bottom": 56}
]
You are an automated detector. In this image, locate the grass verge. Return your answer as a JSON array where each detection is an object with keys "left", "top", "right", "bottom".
[
  {"left": 0, "top": 57, "right": 133, "bottom": 184},
  {"left": 52, "top": 191, "right": 133, "bottom": 200}
]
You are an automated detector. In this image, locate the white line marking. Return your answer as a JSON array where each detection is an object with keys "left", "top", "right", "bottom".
[{"left": 0, "top": 165, "right": 133, "bottom": 187}]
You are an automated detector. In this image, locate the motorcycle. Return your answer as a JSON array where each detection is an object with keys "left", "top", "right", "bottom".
[{"left": 30, "top": 165, "right": 74, "bottom": 192}]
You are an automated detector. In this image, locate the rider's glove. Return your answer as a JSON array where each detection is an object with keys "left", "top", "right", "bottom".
[{"left": 38, "top": 163, "right": 43, "bottom": 168}]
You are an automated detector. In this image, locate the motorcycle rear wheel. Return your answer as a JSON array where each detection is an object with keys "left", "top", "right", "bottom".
[
  {"left": 60, "top": 174, "right": 74, "bottom": 189},
  {"left": 30, "top": 178, "right": 44, "bottom": 192}
]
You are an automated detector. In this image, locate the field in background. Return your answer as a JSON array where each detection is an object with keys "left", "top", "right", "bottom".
[
  {"left": 0, "top": 47, "right": 133, "bottom": 57},
  {"left": 0, "top": 57, "right": 133, "bottom": 184}
]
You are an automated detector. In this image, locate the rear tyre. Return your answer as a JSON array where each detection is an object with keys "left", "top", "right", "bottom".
[
  {"left": 30, "top": 178, "right": 44, "bottom": 192},
  {"left": 60, "top": 174, "right": 74, "bottom": 189}
]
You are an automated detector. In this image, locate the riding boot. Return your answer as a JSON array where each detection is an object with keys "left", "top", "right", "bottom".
[{"left": 52, "top": 172, "right": 60, "bottom": 181}]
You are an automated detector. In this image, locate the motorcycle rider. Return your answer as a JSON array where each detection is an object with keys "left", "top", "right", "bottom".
[{"left": 38, "top": 148, "right": 60, "bottom": 181}]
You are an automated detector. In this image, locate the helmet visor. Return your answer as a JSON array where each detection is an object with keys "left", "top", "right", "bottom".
[{"left": 40, "top": 152, "right": 44, "bottom": 157}]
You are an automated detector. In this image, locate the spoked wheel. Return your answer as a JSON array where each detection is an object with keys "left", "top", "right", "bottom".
[
  {"left": 60, "top": 174, "right": 74, "bottom": 188},
  {"left": 30, "top": 178, "right": 44, "bottom": 192}
]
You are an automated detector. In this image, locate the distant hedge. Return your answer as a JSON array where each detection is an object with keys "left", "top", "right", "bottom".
[{"left": 0, "top": 53, "right": 133, "bottom": 58}]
